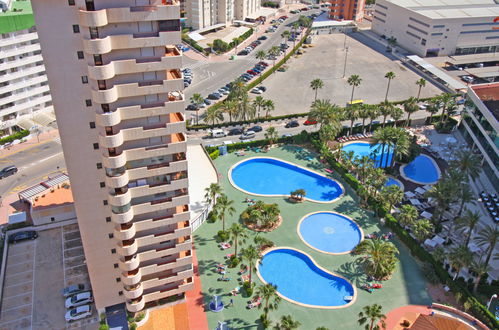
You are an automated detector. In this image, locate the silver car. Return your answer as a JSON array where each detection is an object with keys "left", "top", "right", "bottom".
[
  {"left": 65, "top": 291, "right": 93, "bottom": 308},
  {"left": 65, "top": 304, "right": 92, "bottom": 322}
]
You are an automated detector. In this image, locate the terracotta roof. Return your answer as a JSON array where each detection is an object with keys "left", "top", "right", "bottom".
[
  {"left": 32, "top": 187, "right": 74, "bottom": 211},
  {"left": 410, "top": 314, "right": 472, "bottom": 330}
]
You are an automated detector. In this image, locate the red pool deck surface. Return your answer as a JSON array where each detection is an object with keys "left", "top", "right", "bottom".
[
  {"left": 384, "top": 305, "right": 432, "bottom": 330},
  {"left": 186, "top": 245, "right": 209, "bottom": 330}
]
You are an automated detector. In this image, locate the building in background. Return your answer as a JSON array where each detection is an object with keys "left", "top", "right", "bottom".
[
  {"left": 32, "top": 0, "right": 193, "bottom": 314},
  {"left": 371, "top": 0, "right": 499, "bottom": 57},
  {"left": 329, "top": 0, "right": 365, "bottom": 22},
  {"left": 0, "top": 0, "right": 55, "bottom": 136},
  {"left": 459, "top": 83, "right": 499, "bottom": 188},
  {"left": 186, "top": 0, "right": 260, "bottom": 30}
]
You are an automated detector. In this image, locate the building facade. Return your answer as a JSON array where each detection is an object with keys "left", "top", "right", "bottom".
[
  {"left": 186, "top": 0, "right": 259, "bottom": 30},
  {"left": 371, "top": 0, "right": 499, "bottom": 57},
  {"left": 459, "top": 83, "right": 499, "bottom": 188},
  {"left": 31, "top": 0, "right": 193, "bottom": 313},
  {"left": 0, "top": 0, "right": 54, "bottom": 136},
  {"left": 329, "top": 0, "right": 365, "bottom": 22}
]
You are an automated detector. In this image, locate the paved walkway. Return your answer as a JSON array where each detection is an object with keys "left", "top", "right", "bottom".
[{"left": 186, "top": 246, "right": 209, "bottom": 330}]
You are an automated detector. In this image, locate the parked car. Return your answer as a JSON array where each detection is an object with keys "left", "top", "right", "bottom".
[
  {"left": 250, "top": 88, "right": 263, "bottom": 94},
  {"left": 65, "top": 291, "right": 93, "bottom": 308},
  {"left": 186, "top": 104, "right": 198, "bottom": 111},
  {"left": 456, "top": 98, "right": 466, "bottom": 105},
  {"left": 0, "top": 165, "right": 17, "bottom": 179},
  {"left": 237, "top": 50, "right": 248, "bottom": 56},
  {"left": 239, "top": 131, "right": 256, "bottom": 140},
  {"left": 258, "top": 86, "right": 267, "bottom": 92},
  {"left": 461, "top": 75, "right": 474, "bottom": 83},
  {"left": 418, "top": 104, "right": 427, "bottom": 110},
  {"left": 304, "top": 119, "right": 317, "bottom": 125},
  {"left": 285, "top": 120, "right": 299, "bottom": 128},
  {"left": 258, "top": 61, "right": 269, "bottom": 67},
  {"left": 62, "top": 284, "right": 86, "bottom": 298},
  {"left": 204, "top": 99, "right": 211, "bottom": 105},
  {"left": 228, "top": 128, "right": 244, "bottom": 136},
  {"left": 210, "top": 129, "right": 227, "bottom": 138},
  {"left": 208, "top": 93, "right": 222, "bottom": 100},
  {"left": 8, "top": 230, "right": 38, "bottom": 244},
  {"left": 248, "top": 125, "right": 263, "bottom": 132},
  {"left": 258, "top": 36, "right": 267, "bottom": 40},
  {"left": 65, "top": 305, "right": 92, "bottom": 322}
]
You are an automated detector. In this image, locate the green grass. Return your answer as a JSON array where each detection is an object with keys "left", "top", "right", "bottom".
[{"left": 194, "top": 145, "right": 431, "bottom": 329}]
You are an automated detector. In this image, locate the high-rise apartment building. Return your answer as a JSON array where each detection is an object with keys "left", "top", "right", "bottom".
[
  {"left": 330, "top": 0, "right": 365, "bottom": 22},
  {"left": 186, "top": 0, "right": 259, "bottom": 30},
  {"left": 0, "top": 0, "right": 54, "bottom": 136},
  {"left": 31, "top": 0, "right": 194, "bottom": 313}
]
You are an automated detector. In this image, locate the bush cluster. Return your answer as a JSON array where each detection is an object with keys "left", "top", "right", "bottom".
[{"left": 0, "top": 130, "right": 29, "bottom": 145}]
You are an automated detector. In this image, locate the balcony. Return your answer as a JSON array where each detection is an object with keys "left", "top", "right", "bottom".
[
  {"left": 129, "top": 178, "right": 188, "bottom": 201},
  {"left": 105, "top": 171, "right": 129, "bottom": 188},
  {"left": 126, "top": 296, "right": 145, "bottom": 312},
  {"left": 109, "top": 189, "right": 132, "bottom": 207},
  {"left": 135, "top": 226, "right": 191, "bottom": 249},
  {"left": 132, "top": 211, "right": 190, "bottom": 233},
  {"left": 142, "top": 282, "right": 193, "bottom": 304},
  {"left": 117, "top": 239, "right": 138, "bottom": 256},
  {"left": 127, "top": 159, "right": 188, "bottom": 182},
  {"left": 123, "top": 138, "right": 186, "bottom": 162},
  {"left": 133, "top": 194, "right": 189, "bottom": 216},
  {"left": 124, "top": 283, "right": 143, "bottom": 300},
  {"left": 140, "top": 255, "right": 192, "bottom": 277},
  {"left": 136, "top": 240, "right": 191, "bottom": 263},
  {"left": 142, "top": 268, "right": 193, "bottom": 290},
  {"left": 119, "top": 254, "right": 140, "bottom": 271},
  {"left": 114, "top": 222, "right": 136, "bottom": 240}
]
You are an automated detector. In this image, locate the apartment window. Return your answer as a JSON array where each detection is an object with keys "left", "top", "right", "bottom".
[
  {"left": 93, "top": 143, "right": 99, "bottom": 150},
  {"left": 118, "top": 291, "right": 123, "bottom": 296},
  {"left": 406, "top": 31, "right": 421, "bottom": 40},
  {"left": 72, "top": 25, "right": 80, "bottom": 33},
  {"left": 89, "top": 27, "right": 99, "bottom": 39},
  {"left": 81, "top": 76, "right": 88, "bottom": 84},
  {"left": 97, "top": 163, "right": 103, "bottom": 169},
  {"left": 463, "top": 22, "right": 498, "bottom": 27},
  {"left": 89, "top": 122, "right": 96, "bottom": 129},
  {"left": 373, "top": 16, "right": 385, "bottom": 23},
  {"left": 158, "top": 19, "right": 181, "bottom": 32},
  {"left": 103, "top": 200, "right": 108, "bottom": 205},
  {"left": 77, "top": 51, "right": 84, "bottom": 59},
  {"left": 421, "top": 38, "right": 426, "bottom": 46},
  {"left": 461, "top": 30, "right": 499, "bottom": 34},
  {"left": 85, "top": 99, "right": 92, "bottom": 107},
  {"left": 100, "top": 182, "right": 105, "bottom": 188},
  {"left": 93, "top": 54, "right": 103, "bottom": 66},
  {"left": 98, "top": 80, "right": 106, "bottom": 90},
  {"left": 68, "top": 0, "right": 75, "bottom": 5},
  {"left": 116, "top": 278, "right": 121, "bottom": 282},
  {"left": 108, "top": 233, "right": 114, "bottom": 239},
  {"left": 114, "top": 263, "right": 119, "bottom": 268},
  {"left": 377, "top": 3, "right": 388, "bottom": 10},
  {"left": 106, "top": 216, "right": 111, "bottom": 222},
  {"left": 111, "top": 248, "right": 116, "bottom": 254},
  {"left": 101, "top": 104, "right": 110, "bottom": 113},
  {"left": 409, "top": 17, "right": 430, "bottom": 28},
  {"left": 431, "top": 33, "right": 443, "bottom": 36},
  {"left": 407, "top": 24, "right": 428, "bottom": 35},
  {"left": 85, "top": 0, "right": 95, "bottom": 11},
  {"left": 433, "top": 25, "right": 445, "bottom": 28}
]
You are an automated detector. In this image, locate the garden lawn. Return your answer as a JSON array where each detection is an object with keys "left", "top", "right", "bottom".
[{"left": 193, "top": 145, "right": 431, "bottom": 329}]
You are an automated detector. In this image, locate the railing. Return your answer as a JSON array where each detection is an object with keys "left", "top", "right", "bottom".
[
  {"left": 133, "top": 32, "right": 159, "bottom": 38},
  {"left": 130, "top": 5, "right": 157, "bottom": 12}
]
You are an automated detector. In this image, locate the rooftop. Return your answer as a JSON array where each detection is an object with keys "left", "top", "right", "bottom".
[
  {"left": 384, "top": 0, "right": 499, "bottom": 19},
  {"left": 0, "top": 0, "right": 34, "bottom": 34},
  {"left": 471, "top": 82, "right": 499, "bottom": 121},
  {"left": 32, "top": 186, "right": 74, "bottom": 211}
]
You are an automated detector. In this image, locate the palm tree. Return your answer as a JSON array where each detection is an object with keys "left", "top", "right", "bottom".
[
  {"left": 390, "top": 107, "right": 404, "bottom": 127},
  {"left": 438, "top": 93, "right": 453, "bottom": 124},
  {"left": 384, "top": 71, "right": 396, "bottom": 101},
  {"left": 204, "top": 183, "right": 222, "bottom": 206},
  {"left": 273, "top": 315, "right": 301, "bottom": 330},
  {"left": 411, "top": 219, "right": 434, "bottom": 243},
  {"left": 228, "top": 223, "right": 247, "bottom": 256},
  {"left": 292, "top": 22, "right": 300, "bottom": 49},
  {"left": 241, "top": 245, "right": 259, "bottom": 285},
  {"left": 269, "top": 46, "right": 280, "bottom": 68},
  {"left": 389, "top": 127, "right": 410, "bottom": 167},
  {"left": 379, "top": 185, "right": 403, "bottom": 212},
  {"left": 425, "top": 98, "right": 440, "bottom": 124},
  {"left": 358, "top": 104, "right": 371, "bottom": 133},
  {"left": 256, "top": 283, "right": 281, "bottom": 325},
  {"left": 373, "top": 127, "right": 394, "bottom": 168},
  {"left": 204, "top": 106, "right": 223, "bottom": 125},
  {"left": 310, "top": 78, "right": 324, "bottom": 101},
  {"left": 378, "top": 101, "right": 394, "bottom": 127},
  {"left": 309, "top": 99, "right": 342, "bottom": 129},
  {"left": 358, "top": 304, "right": 387, "bottom": 330},
  {"left": 265, "top": 126, "right": 278, "bottom": 144},
  {"left": 253, "top": 96, "right": 266, "bottom": 120},
  {"left": 221, "top": 99, "right": 238, "bottom": 123},
  {"left": 470, "top": 259, "right": 491, "bottom": 293},
  {"left": 263, "top": 99, "right": 275, "bottom": 118},
  {"left": 397, "top": 204, "right": 418, "bottom": 228},
  {"left": 190, "top": 93, "right": 205, "bottom": 125},
  {"left": 214, "top": 194, "right": 235, "bottom": 232},
  {"left": 345, "top": 105, "right": 360, "bottom": 136},
  {"left": 281, "top": 30, "right": 291, "bottom": 55},
  {"left": 255, "top": 50, "right": 267, "bottom": 82},
  {"left": 456, "top": 209, "right": 481, "bottom": 247},
  {"left": 448, "top": 244, "right": 473, "bottom": 280},
  {"left": 347, "top": 74, "right": 362, "bottom": 104},
  {"left": 353, "top": 239, "right": 399, "bottom": 279},
  {"left": 425, "top": 181, "right": 455, "bottom": 223},
  {"left": 403, "top": 97, "right": 418, "bottom": 126},
  {"left": 456, "top": 184, "right": 474, "bottom": 217},
  {"left": 367, "top": 106, "right": 380, "bottom": 132},
  {"left": 237, "top": 94, "right": 256, "bottom": 122},
  {"left": 475, "top": 225, "right": 499, "bottom": 266},
  {"left": 451, "top": 150, "right": 481, "bottom": 182},
  {"left": 415, "top": 78, "right": 426, "bottom": 100}
]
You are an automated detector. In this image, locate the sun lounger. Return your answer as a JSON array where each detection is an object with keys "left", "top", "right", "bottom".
[
  {"left": 225, "top": 253, "right": 234, "bottom": 259},
  {"left": 344, "top": 296, "right": 353, "bottom": 301},
  {"left": 231, "top": 287, "right": 240, "bottom": 295},
  {"left": 220, "top": 242, "right": 231, "bottom": 250},
  {"left": 247, "top": 297, "right": 262, "bottom": 309},
  {"left": 240, "top": 274, "right": 250, "bottom": 282}
]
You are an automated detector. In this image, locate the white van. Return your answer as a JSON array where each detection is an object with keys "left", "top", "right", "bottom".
[{"left": 211, "top": 129, "right": 227, "bottom": 138}]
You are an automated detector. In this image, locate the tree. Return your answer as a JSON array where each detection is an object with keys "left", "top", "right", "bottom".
[
  {"left": 367, "top": 106, "right": 380, "bottom": 132},
  {"left": 190, "top": 93, "right": 204, "bottom": 125},
  {"left": 379, "top": 185, "right": 403, "bottom": 212},
  {"left": 345, "top": 105, "right": 360, "bottom": 136},
  {"left": 448, "top": 244, "right": 473, "bottom": 280},
  {"left": 425, "top": 99, "right": 440, "bottom": 124},
  {"left": 256, "top": 283, "right": 281, "bottom": 325},
  {"left": 425, "top": 180, "right": 455, "bottom": 223},
  {"left": 273, "top": 315, "right": 301, "bottom": 330},
  {"left": 358, "top": 104, "right": 371, "bottom": 133},
  {"left": 353, "top": 239, "right": 399, "bottom": 279},
  {"left": 397, "top": 204, "right": 418, "bottom": 228},
  {"left": 451, "top": 150, "right": 482, "bottom": 182},
  {"left": 347, "top": 74, "right": 362, "bottom": 104},
  {"left": 269, "top": 46, "right": 281, "bottom": 68},
  {"left": 387, "top": 36, "right": 397, "bottom": 48},
  {"left": 411, "top": 219, "right": 434, "bottom": 243},
  {"left": 204, "top": 183, "right": 222, "bottom": 206},
  {"left": 373, "top": 127, "right": 394, "bottom": 168},
  {"left": 384, "top": 71, "right": 396, "bottom": 101},
  {"left": 358, "top": 304, "right": 387, "bottom": 330},
  {"left": 309, "top": 99, "right": 342, "bottom": 129},
  {"left": 403, "top": 97, "right": 418, "bottom": 127},
  {"left": 378, "top": 101, "right": 394, "bottom": 128},
  {"left": 475, "top": 225, "right": 499, "bottom": 266},
  {"left": 438, "top": 93, "right": 453, "bottom": 124},
  {"left": 241, "top": 245, "right": 259, "bottom": 285},
  {"left": 263, "top": 99, "right": 275, "bottom": 118},
  {"left": 265, "top": 126, "right": 279, "bottom": 144},
  {"left": 388, "top": 127, "right": 410, "bottom": 167},
  {"left": 390, "top": 107, "right": 404, "bottom": 127},
  {"left": 415, "top": 78, "right": 426, "bottom": 100},
  {"left": 228, "top": 223, "right": 247, "bottom": 256},
  {"left": 470, "top": 260, "right": 491, "bottom": 294},
  {"left": 281, "top": 30, "right": 291, "bottom": 54},
  {"left": 221, "top": 99, "right": 238, "bottom": 123},
  {"left": 237, "top": 94, "right": 256, "bottom": 122},
  {"left": 253, "top": 96, "right": 266, "bottom": 120},
  {"left": 255, "top": 50, "right": 267, "bottom": 82},
  {"left": 455, "top": 209, "right": 480, "bottom": 247},
  {"left": 456, "top": 184, "right": 475, "bottom": 217},
  {"left": 310, "top": 78, "right": 324, "bottom": 101},
  {"left": 214, "top": 194, "right": 235, "bottom": 232},
  {"left": 204, "top": 106, "right": 223, "bottom": 125}
]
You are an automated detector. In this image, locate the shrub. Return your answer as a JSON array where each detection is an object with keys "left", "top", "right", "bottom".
[
  {"left": 99, "top": 325, "right": 110, "bottom": 330},
  {"left": 217, "top": 230, "right": 229, "bottom": 242},
  {"left": 0, "top": 130, "right": 29, "bottom": 145},
  {"left": 207, "top": 211, "right": 217, "bottom": 223},
  {"left": 228, "top": 255, "right": 240, "bottom": 268},
  {"left": 242, "top": 281, "right": 253, "bottom": 296},
  {"left": 135, "top": 312, "right": 145, "bottom": 322},
  {"left": 129, "top": 322, "right": 137, "bottom": 330},
  {"left": 209, "top": 149, "right": 220, "bottom": 160}
]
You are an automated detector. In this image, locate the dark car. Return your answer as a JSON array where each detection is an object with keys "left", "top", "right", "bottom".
[
  {"left": 9, "top": 231, "right": 38, "bottom": 243},
  {"left": 248, "top": 125, "right": 263, "bottom": 132},
  {"left": 0, "top": 165, "right": 17, "bottom": 179},
  {"left": 208, "top": 93, "right": 221, "bottom": 100},
  {"left": 237, "top": 50, "right": 248, "bottom": 56},
  {"left": 258, "top": 36, "right": 268, "bottom": 40},
  {"left": 258, "top": 86, "right": 267, "bottom": 92},
  {"left": 285, "top": 120, "right": 299, "bottom": 128},
  {"left": 258, "top": 61, "right": 269, "bottom": 67},
  {"left": 186, "top": 104, "right": 198, "bottom": 111},
  {"left": 228, "top": 128, "right": 244, "bottom": 136}
]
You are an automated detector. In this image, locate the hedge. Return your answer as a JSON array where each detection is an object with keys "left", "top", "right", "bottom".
[
  {"left": 205, "top": 135, "right": 293, "bottom": 154},
  {"left": 209, "top": 149, "right": 220, "bottom": 160},
  {"left": 182, "top": 34, "right": 207, "bottom": 55},
  {"left": 0, "top": 130, "right": 29, "bottom": 145}
]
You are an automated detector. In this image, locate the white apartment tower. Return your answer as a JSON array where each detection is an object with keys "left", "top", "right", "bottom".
[
  {"left": 0, "top": 0, "right": 54, "bottom": 135},
  {"left": 187, "top": 0, "right": 259, "bottom": 30},
  {"left": 31, "top": 0, "right": 194, "bottom": 313}
]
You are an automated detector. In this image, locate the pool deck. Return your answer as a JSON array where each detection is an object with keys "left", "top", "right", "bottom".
[{"left": 193, "top": 145, "right": 431, "bottom": 329}]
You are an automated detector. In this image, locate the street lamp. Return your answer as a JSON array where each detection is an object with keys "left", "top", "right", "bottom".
[
  {"left": 487, "top": 294, "right": 497, "bottom": 309},
  {"left": 342, "top": 46, "right": 349, "bottom": 78}
]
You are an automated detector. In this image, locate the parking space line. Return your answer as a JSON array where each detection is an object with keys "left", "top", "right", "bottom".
[
  {"left": 3, "top": 280, "right": 33, "bottom": 290},
  {"left": 5, "top": 269, "right": 33, "bottom": 278},
  {"left": 61, "top": 229, "right": 67, "bottom": 287},
  {"left": 30, "top": 240, "right": 36, "bottom": 330},
  {"left": 64, "top": 246, "right": 83, "bottom": 251},
  {"left": 1, "top": 303, "right": 32, "bottom": 313},
  {"left": 8, "top": 248, "right": 35, "bottom": 257},
  {"left": 6, "top": 259, "right": 34, "bottom": 267},
  {"left": 3, "top": 291, "right": 31, "bottom": 300},
  {"left": 64, "top": 264, "right": 86, "bottom": 271},
  {"left": 63, "top": 237, "right": 82, "bottom": 243},
  {"left": 0, "top": 316, "right": 31, "bottom": 327}
]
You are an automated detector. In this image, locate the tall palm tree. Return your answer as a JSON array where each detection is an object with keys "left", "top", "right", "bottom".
[
  {"left": 438, "top": 93, "right": 453, "bottom": 124},
  {"left": 358, "top": 104, "right": 371, "bottom": 133},
  {"left": 214, "top": 194, "right": 235, "bottom": 232},
  {"left": 475, "top": 225, "right": 499, "bottom": 266},
  {"left": 451, "top": 150, "right": 481, "bottom": 182},
  {"left": 379, "top": 185, "right": 403, "bottom": 212},
  {"left": 255, "top": 50, "right": 267, "bottom": 82},
  {"left": 347, "top": 74, "right": 362, "bottom": 104},
  {"left": 292, "top": 22, "right": 300, "bottom": 49},
  {"left": 403, "top": 97, "right": 418, "bottom": 126},
  {"left": 345, "top": 105, "right": 360, "bottom": 136},
  {"left": 274, "top": 315, "right": 301, "bottom": 330},
  {"left": 281, "top": 30, "right": 291, "bottom": 49},
  {"left": 265, "top": 126, "right": 278, "bottom": 144},
  {"left": 269, "top": 46, "right": 281, "bottom": 68},
  {"left": 389, "top": 127, "right": 410, "bottom": 167},
  {"left": 204, "top": 106, "right": 223, "bottom": 125},
  {"left": 237, "top": 94, "right": 256, "bottom": 122},
  {"left": 358, "top": 304, "right": 387, "bottom": 330},
  {"left": 372, "top": 127, "right": 393, "bottom": 168},
  {"left": 253, "top": 96, "right": 266, "bottom": 120},
  {"left": 412, "top": 219, "right": 434, "bottom": 243},
  {"left": 190, "top": 93, "right": 205, "bottom": 125},
  {"left": 241, "top": 245, "right": 259, "bottom": 285},
  {"left": 378, "top": 101, "right": 394, "bottom": 128},
  {"left": 204, "top": 183, "right": 222, "bottom": 206},
  {"left": 353, "top": 239, "right": 399, "bottom": 279},
  {"left": 384, "top": 71, "right": 396, "bottom": 101},
  {"left": 221, "top": 99, "right": 238, "bottom": 124},
  {"left": 425, "top": 181, "right": 455, "bottom": 223},
  {"left": 263, "top": 99, "right": 275, "bottom": 118},
  {"left": 310, "top": 78, "right": 324, "bottom": 101},
  {"left": 470, "top": 259, "right": 491, "bottom": 293},
  {"left": 456, "top": 184, "right": 475, "bottom": 217},
  {"left": 390, "top": 107, "right": 404, "bottom": 127},
  {"left": 448, "top": 244, "right": 473, "bottom": 280},
  {"left": 397, "top": 204, "right": 418, "bottom": 228},
  {"left": 256, "top": 283, "right": 281, "bottom": 325},
  {"left": 228, "top": 223, "right": 247, "bottom": 256},
  {"left": 415, "top": 78, "right": 426, "bottom": 100},
  {"left": 309, "top": 99, "right": 342, "bottom": 129},
  {"left": 367, "top": 106, "right": 380, "bottom": 132},
  {"left": 425, "top": 98, "right": 440, "bottom": 124},
  {"left": 456, "top": 209, "right": 481, "bottom": 247}
]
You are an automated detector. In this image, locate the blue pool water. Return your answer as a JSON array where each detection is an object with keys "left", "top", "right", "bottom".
[
  {"left": 230, "top": 158, "right": 343, "bottom": 202},
  {"left": 386, "top": 177, "right": 403, "bottom": 189},
  {"left": 402, "top": 155, "right": 440, "bottom": 184},
  {"left": 299, "top": 212, "right": 362, "bottom": 254},
  {"left": 258, "top": 248, "right": 355, "bottom": 307},
  {"left": 342, "top": 142, "right": 393, "bottom": 168}
]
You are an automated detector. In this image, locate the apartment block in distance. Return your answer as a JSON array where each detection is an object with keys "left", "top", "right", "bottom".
[
  {"left": 31, "top": 0, "right": 194, "bottom": 314},
  {"left": 372, "top": 0, "right": 499, "bottom": 57},
  {"left": 329, "top": 0, "right": 365, "bottom": 22},
  {"left": 186, "top": 0, "right": 259, "bottom": 30},
  {"left": 0, "top": 0, "right": 55, "bottom": 136}
]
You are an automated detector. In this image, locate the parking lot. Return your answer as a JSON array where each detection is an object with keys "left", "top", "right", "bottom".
[
  {"left": 258, "top": 32, "right": 443, "bottom": 115},
  {"left": 0, "top": 225, "right": 98, "bottom": 329}
]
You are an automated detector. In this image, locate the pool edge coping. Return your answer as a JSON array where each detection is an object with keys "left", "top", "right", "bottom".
[
  {"left": 256, "top": 246, "right": 358, "bottom": 309},
  {"left": 399, "top": 154, "right": 441, "bottom": 185},
  {"left": 227, "top": 156, "right": 345, "bottom": 204},
  {"left": 296, "top": 211, "right": 365, "bottom": 256}
]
